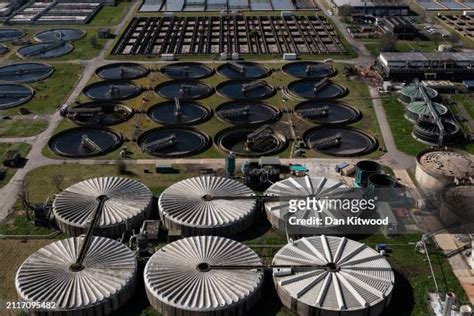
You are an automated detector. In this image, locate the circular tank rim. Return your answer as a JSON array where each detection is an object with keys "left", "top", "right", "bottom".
[
  {"left": 95, "top": 62, "right": 150, "bottom": 80},
  {"left": 294, "top": 100, "right": 361, "bottom": 125},
  {"left": 282, "top": 61, "right": 337, "bottom": 79},
  {"left": 216, "top": 79, "right": 276, "bottom": 100},
  {"left": 160, "top": 62, "right": 214, "bottom": 80},
  {"left": 356, "top": 160, "right": 381, "bottom": 173},
  {"left": 367, "top": 173, "right": 396, "bottom": 187},
  {"left": 0, "top": 83, "right": 34, "bottom": 110},
  {"left": 216, "top": 62, "right": 271, "bottom": 79},
  {"left": 416, "top": 148, "right": 474, "bottom": 179},
  {"left": 0, "top": 62, "right": 54, "bottom": 83},
  {"left": 0, "top": 44, "right": 9, "bottom": 55},
  {"left": 214, "top": 126, "right": 288, "bottom": 157},
  {"left": 48, "top": 126, "right": 123, "bottom": 158},
  {"left": 154, "top": 80, "right": 214, "bottom": 101},
  {"left": 33, "top": 28, "right": 86, "bottom": 43},
  {"left": 303, "top": 126, "right": 378, "bottom": 157},
  {"left": 146, "top": 100, "right": 212, "bottom": 126},
  {"left": 441, "top": 184, "right": 474, "bottom": 221},
  {"left": 215, "top": 100, "right": 281, "bottom": 126},
  {"left": 16, "top": 42, "right": 74, "bottom": 59},
  {"left": 287, "top": 79, "right": 348, "bottom": 101},
  {"left": 65, "top": 101, "right": 134, "bottom": 126},
  {"left": 83, "top": 80, "right": 142, "bottom": 101},
  {"left": 137, "top": 126, "right": 211, "bottom": 158},
  {"left": 0, "top": 28, "right": 25, "bottom": 42}
]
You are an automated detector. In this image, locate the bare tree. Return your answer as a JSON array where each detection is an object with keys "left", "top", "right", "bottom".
[{"left": 51, "top": 174, "right": 64, "bottom": 191}]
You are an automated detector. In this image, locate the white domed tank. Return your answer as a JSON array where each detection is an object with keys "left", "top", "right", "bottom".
[
  {"left": 416, "top": 149, "right": 474, "bottom": 193},
  {"left": 440, "top": 185, "right": 474, "bottom": 226},
  {"left": 144, "top": 235, "right": 264, "bottom": 315},
  {"left": 264, "top": 176, "right": 360, "bottom": 235},
  {"left": 53, "top": 177, "right": 153, "bottom": 238},
  {"left": 272, "top": 235, "right": 395, "bottom": 316},
  {"left": 158, "top": 176, "right": 257, "bottom": 236},
  {"left": 16, "top": 236, "right": 137, "bottom": 315}
]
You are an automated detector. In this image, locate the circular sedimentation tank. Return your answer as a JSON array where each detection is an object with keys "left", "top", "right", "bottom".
[
  {"left": 217, "top": 62, "right": 270, "bottom": 79},
  {"left": 34, "top": 28, "right": 86, "bottom": 42},
  {"left": 405, "top": 101, "right": 448, "bottom": 123},
  {"left": 415, "top": 148, "right": 474, "bottom": 192},
  {"left": 161, "top": 62, "right": 213, "bottom": 79},
  {"left": 287, "top": 79, "right": 347, "bottom": 100},
  {"left": 16, "top": 236, "right": 137, "bottom": 315},
  {"left": 412, "top": 119, "right": 460, "bottom": 145},
  {"left": 272, "top": 235, "right": 395, "bottom": 316},
  {"left": 0, "top": 28, "right": 24, "bottom": 42},
  {"left": 294, "top": 101, "right": 360, "bottom": 125},
  {"left": 158, "top": 176, "right": 257, "bottom": 236},
  {"left": 215, "top": 101, "right": 280, "bottom": 125},
  {"left": 355, "top": 160, "right": 381, "bottom": 188},
  {"left": 138, "top": 127, "right": 210, "bottom": 158},
  {"left": 215, "top": 126, "right": 287, "bottom": 157},
  {"left": 366, "top": 173, "right": 396, "bottom": 201},
  {"left": 53, "top": 176, "right": 153, "bottom": 237},
  {"left": 144, "top": 236, "right": 263, "bottom": 315},
  {"left": 65, "top": 102, "right": 133, "bottom": 126},
  {"left": 440, "top": 185, "right": 474, "bottom": 225},
  {"left": 0, "top": 44, "right": 8, "bottom": 55},
  {"left": 49, "top": 127, "right": 123, "bottom": 158},
  {"left": 83, "top": 81, "right": 142, "bottom": 101},
  {"left": 399, "top": 83, "right": 438, "bottom": 103},
  {"left": 282, "top": 61, "right": 336, "bottom": 79},
  {"left": 0, "top": 84, "right": 34, "bottom": 110},
  {"left": 147, "top": 100, "right": 211, "bottom": 126},
  {"left": 155, "top": 80, "right": 213, "bottom": 100},
  {"left": 17, "top": 41, "right": 73, "bottom": 59},
  {"left": 217, "top": 80, "right": 275, "bottom": 100},
  {"left": 0, "top": 62, "right": 54, "bottom": 83},
  {"left": 96, "top": 63, "right": 149, "bottom": 80},
  {"left": 264, "top": 176, "right": 358, "bottom": 235},
  {"left": 304, "top": 126, "right": 377, "bottom": 157}
]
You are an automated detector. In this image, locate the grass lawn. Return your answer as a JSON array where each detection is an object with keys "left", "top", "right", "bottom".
[
  {"left": 55, "top": 31, "right": 107, "bottom": 61},
  {"left": 382, "top": 94, "right": 429, "bottom": 156},
  {"left": 363, "top": 39, "right": 440, "bottom": 57},
  {"left": 0, "top": 118, "right": 48, "bottom": 137},
  {"left": 88, "top": 1, "right": 132, "bottom": 27},
  {"left": 0, "top": 63, "right": 81, "bottom": 116},
  {"left": 0, "top": 143, "right": 31, "bottom": 188},
  {"left": 452, "top": 94, "right": 474, "bottom": 120}
]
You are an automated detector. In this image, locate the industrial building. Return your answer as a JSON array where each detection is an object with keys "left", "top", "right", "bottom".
[
  {"left": 416, "top": 0, "right": 474, "bottom": 11},
  {"left": 377, "top": 52, "right": 474, "bottom": 81},
  {"left": 326, "top": 0, "right": 410, "bottom": 16},
  {"left": 379, "top": 16, "right": 418, "bottom": 39},
  {"left": 144, "top": 236, "right": 263, "bottom": 315},
  {"left": 272, "top": 235, "right": 395, "bottom": 315}
]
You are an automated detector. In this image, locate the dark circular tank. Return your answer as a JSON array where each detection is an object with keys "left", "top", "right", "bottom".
[
  {"left": 0, "top": 44, "right": 8, "bottom": 55},
  {"left": 217, "top": 80, "right": 275, "bottom": 100},
  {"left": 49, "top": 127, "right": 123, "bottom": 158},
  {"left": 288, "top": 79, "right": 347, "bottom": 100},
  {"left": 17, "top": 42, "right": 73, "bottom": 59},
  {"left": 34, "top": 28, "right": 86, "bottom": 42},
  {"left": 138, "top": 127, "right": 210, "bottom": 158},
  {"left": 83, "top": 81, "right": 142, "bottom": 101},
  {"left": 282, "top": 61, "right": 336, "bottom": 79},
  {"left": 217, "top": 62, "right": 270, "bottom": 79},
  {"left": 96, "top": 63, "right": 149, "bottom": 81},
  {"left": 147, "top": 100, "right": 211, "bottom": 126},
  {"left": 0, "top": 84, "right": 34, "bottom": 110},
  {"left": 161, "top": 62, "right": 213, "bottom": 80},
  {"left": 65, "top": 102, "right": 133, "bottom": 126},
  {"left": 0, "top": 29, "right": 24, "bottom": 42},
  {"left": 0, "top": 63, "right": 54, "bottom": 83},
  {"left": 366, "top": 173, "right": 396, "bottom": 201},
  {"left": 215, "top": 101, "right": 280, "bottom": 125},
  {"left": 413, "top": 119, "right": 461, "bottom": 145},
  {"left": 294, "top": 101, "right": 360, "bottom": 125},
  {"left": 215, "top": 126, "right": 287, "bottom": 157},
  {"left": 304, "top": 126, "right": 378, "bottom": 157},
  {"left": 355, "top": 160, "right": 381, "bottom": 188},
  {"left": 155, "top": 80, "right": 213, "bottom": 100}
]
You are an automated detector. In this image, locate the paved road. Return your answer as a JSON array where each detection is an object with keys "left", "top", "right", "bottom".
[{"left": 0, "top": 7, "right": 415, "bottom": 222}]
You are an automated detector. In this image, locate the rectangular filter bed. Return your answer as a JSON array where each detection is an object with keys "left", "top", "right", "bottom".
[{"left": 112, "top": 15, "right": 345, "bottom": 55}]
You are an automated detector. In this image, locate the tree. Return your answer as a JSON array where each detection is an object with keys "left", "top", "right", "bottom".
[
  {"left": 338, "top": 4, "right": 354, "bottom": 17},
  {"left": 379, "top": 34, "right": 398, "bottom": 53}
]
